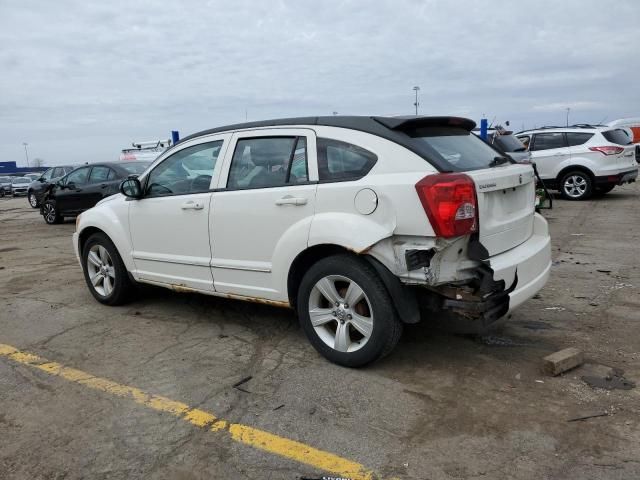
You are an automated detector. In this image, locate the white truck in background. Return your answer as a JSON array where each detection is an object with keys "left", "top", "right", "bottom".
[{"left": 119, "top": 140, "right": 172, "bottom": 162}]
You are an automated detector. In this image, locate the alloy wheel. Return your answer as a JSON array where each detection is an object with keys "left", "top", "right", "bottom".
[
  {"left": 563, "top": 175, "right": 587, "bottom": 198},
  {"left": 28, "top": 193, "right": 37, "bottom": 207},
  {"left": 86, "top": 245, "right": 116, "bottom": 297},
  {"left": 43, "top": 203, "right": 57, "bottom": 223},
  {"left": 308, "top": 275, "right": 374, "bottom": 353}
]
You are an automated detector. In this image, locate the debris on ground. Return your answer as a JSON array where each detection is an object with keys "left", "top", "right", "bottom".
[
  {"left": 567, "top": 412, "right": 609, "bottom": 422},
  {"left": 543, "top": 347, "right": 584, "bottom": 376},
  {"left": 233, "top": 375, "right": 252, "bottom": 393},
  {"left": 582, "top": 369, "right": 635, "bottom": 391}
]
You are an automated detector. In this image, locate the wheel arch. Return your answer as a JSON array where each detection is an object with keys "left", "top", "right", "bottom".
[
  {"left": 556, "top": 164, "right": 595, "bottom": 184},
  {"left": 287, "top": 244, "right": 420, "bottom": 324}
]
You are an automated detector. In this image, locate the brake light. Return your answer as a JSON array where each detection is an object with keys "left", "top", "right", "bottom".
[
  {"left": 589, "top": 146, "right": 624, "bottom": 155},
  {"left": 415, "top": 173, "right": 478, "bottom": 238}
]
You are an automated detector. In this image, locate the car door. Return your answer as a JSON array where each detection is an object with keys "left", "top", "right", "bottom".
[
  {"left": 55, "top": 166, "right": 91, "bottom": 214},
  {"left": 128, "top": 135, "right": 229, "bottom": 291},
  {"left": 82, "top": 165, "right": 116, "bottom": 209},
  {"left": 529, "top": 132, "right": 569, "bottom": 179},
  {"left": 211, "top": 129, "right": 318, "bottom": 301}
]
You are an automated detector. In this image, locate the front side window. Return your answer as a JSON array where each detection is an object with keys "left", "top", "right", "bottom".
[
  {"left": 65, "top": 167, "right": 90, "bottom": 186},
  {"left": 146, "top": 141, "right": 223, "bottom": 197},
  {"left": 317, "top": 138, "right": 377, "bottom": 181},
  {"left": 89, "top": 166, "right": 112, "bottom": 183},
  {"left": 227, "top": 136, "right": 307, "bottom": 189},
  {"left": 531, "top": 133, "right": 566, "bottom": 151},
  {"left": 566, "top": 132, "right": 594, "bottom": 147}
]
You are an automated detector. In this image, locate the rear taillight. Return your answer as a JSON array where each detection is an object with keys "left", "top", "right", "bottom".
[
  {"left": 415, "top": 173, "right": 478, "bottom": 238},
  {"left": 589, "top": 146, "right": 624, "bottom": 155}
]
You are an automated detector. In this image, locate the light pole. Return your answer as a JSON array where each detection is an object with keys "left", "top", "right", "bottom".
[
  {"left": 22, "top": 142, "right": 30, "bottom": 168},
  {"left": 566, "top": 107, "right": 570, "bottom": 127},
  {"left": 413, "top": 86, "right": 420, "bottom": 116}
]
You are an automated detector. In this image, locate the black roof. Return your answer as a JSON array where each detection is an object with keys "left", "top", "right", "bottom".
[{"left": 176, "top": 115, "right": 476, "bottom": 172}]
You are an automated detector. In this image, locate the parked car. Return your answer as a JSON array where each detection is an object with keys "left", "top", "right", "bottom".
[
  {"left": 473, "top": 127, "right": 531, "bottom": 163},
  {"left": 27, "top": 165, "right": 78, "bottom": 208},
  {"left": 10, "top": 177, "right": 31, "bottom": 196},
  {"left": 74, "top": 115, "right": 552, "bottom": 367},
  {"left": 23, "top": 173, "right": 42, "bottom": 181},
  {"left": 515, "top": 125, "right": 638, "bottom": 200},
  {"left": 0, "top": 176, "right": 12, "bottom": 196},
  {"left": 41, "top": 161, "right": 149, "bottom": 224}
]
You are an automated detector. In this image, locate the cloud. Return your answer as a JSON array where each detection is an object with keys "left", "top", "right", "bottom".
[{"left": 1, "top": 0, "right": 639, "bottom": 165}]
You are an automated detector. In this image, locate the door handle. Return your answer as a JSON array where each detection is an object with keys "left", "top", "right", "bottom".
[
  {"left": 100, "top": 183, "right": 108, "bottom": 189},
  {"left": 275, "top": 195, "right": 307, "bottom": 206},
  {"left": 181, "top": 201, "right": 204, "bottom": 210}
]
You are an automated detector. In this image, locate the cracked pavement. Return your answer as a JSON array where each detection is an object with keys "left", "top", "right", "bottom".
[{"left": 1, "top": 184, "right": 639, "bottom": 479}]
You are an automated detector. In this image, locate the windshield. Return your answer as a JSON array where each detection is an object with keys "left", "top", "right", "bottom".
[
  {"left": 602, "top": 129, "right": 632, "bottom": 145},
  {"left": 121, "top": 162, "right": 150, "bottom": 174},
  {"left": 405, "top": 127, "right": 509, "bottom": 171},
  {"left": 493, "top": 134, "right": 526, "bottom": 152},
  {"left": 12, "top": 178, "right": 30, "bottom": 184}
]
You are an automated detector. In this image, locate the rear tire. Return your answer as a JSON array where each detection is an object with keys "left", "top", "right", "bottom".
[
  {"left": 81, "top": 233, "right": 132, "bottom": 306},
  {"left": 559, "top": 171, "right": 592, "bottom": 200},
  {"left": 42, "top": 200, "right": 62, "bottom": 224},
  {"left": 297, "top": 254, "right": 402, "bottom": 367}
]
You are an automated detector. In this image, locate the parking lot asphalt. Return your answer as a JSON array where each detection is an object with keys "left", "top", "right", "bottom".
[{"left": 1, "top": 184, "right": 640, "bottom": 480}]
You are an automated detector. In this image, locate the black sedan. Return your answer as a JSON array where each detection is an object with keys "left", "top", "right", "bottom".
[
  {"left": 41, "top": 161, "right": 150, "bottom": 224},
  {"left": 27, "top": 165, "right": 78, "bottom": 208}
]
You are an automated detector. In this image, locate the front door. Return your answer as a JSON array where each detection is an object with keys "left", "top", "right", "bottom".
[
  {"left": 128, "top": 135, "right": 229, "bottom": 291},
  {"left": 529, "top": 132, "right": 569, "bottom": 179},
  {"left": 56, "top": 166, "right": 91, "bottom": 214},
  {"left": 211, "top": 129, "right": 318, "bottom": 301}
]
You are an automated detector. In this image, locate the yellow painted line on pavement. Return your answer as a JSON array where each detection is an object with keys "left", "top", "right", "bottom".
[{"left": 0, "top": 343, "right": 375, "bottom": 480}]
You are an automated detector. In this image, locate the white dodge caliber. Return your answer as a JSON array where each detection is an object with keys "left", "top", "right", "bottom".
[{"left": 74, "top": 116, "right": 552, "bottom": 366}]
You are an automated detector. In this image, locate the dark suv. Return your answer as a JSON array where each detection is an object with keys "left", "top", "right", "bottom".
[{"left": 41, "top": 162, "right": 149, "bottom": 224}]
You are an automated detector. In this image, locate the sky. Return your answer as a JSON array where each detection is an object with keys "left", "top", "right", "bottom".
[{"left": 1, "top": 0, "right": 639, "bottom": 167}]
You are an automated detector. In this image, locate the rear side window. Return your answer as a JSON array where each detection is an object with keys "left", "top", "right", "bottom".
[
  {"left": 602, "top": 129, "right": 632, "bottom": 145},
  {"left": 531, "top": 133, "right": 566, "bottom": 151},
  {"left": 566, "top": 133, "right": 594, "bottom": 146},
  {"left": 317, "top": 138, "right": 377, "bottom": 181},
  {"left": 227, "top": 137, "right": 308, "bottom": 189}
]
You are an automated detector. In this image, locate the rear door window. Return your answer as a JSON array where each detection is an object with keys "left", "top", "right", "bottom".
[
  {"left": 317, "top": 138, "right": 377, "bottom": 181},
  {"left": 531, "top": 133, "right": 567, "bottom": 151},
  {"left": 566, "top": 133, "right": 594, "bottom": 146},
  {"left": 602, "top": 129, "right": 632, "bottom": 145},
  {"left": 227, "top": 137, "right": 308, "bottom": 189}
]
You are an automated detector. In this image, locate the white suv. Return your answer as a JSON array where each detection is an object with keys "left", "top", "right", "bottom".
[
  {"left": 73, "top": 116, "right": 551, "bottom": 366},
  {"left": 516, "top": 126, "right": 638, "bottom": 200}
]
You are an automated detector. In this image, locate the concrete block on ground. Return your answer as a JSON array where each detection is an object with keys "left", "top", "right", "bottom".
[{"left": 543, "top": 347, "right": 584, "bottom": 376}]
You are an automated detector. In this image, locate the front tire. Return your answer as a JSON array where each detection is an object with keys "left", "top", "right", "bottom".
[
  {"left": 81, "top": 233, "right": 132, "bottom": 306},
  {"left": 28, "top": 191, "right": 39, "bottom": 208},
  {"left": 42, "top": 200, "right": 62, "bottom": 224},
  {"left": 297, "top": 254, "right": 402, "bottom": 367},
  {"left": 560, "top": 171, "right": 592, "bottom": 200}
]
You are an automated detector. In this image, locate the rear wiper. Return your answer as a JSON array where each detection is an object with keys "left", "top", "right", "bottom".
[{"left": 489, "top": 156, "right": 510, "bottom": 167}]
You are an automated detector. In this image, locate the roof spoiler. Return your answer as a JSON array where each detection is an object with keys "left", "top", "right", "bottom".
[{"left": 372, "top": 116, "right": 476, "bottom": 132}]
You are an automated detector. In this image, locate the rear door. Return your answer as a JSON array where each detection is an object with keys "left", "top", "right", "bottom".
[
  {"left": 529, "top": 132, "right": 569, "bottom": 179},
  {"left": 211, "top": 129, "right": 317, "bottom": 300}
]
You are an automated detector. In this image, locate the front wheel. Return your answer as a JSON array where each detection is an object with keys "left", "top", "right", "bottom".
[
  {"left": 560, "top": 171, "right": 592, "bottom": 200},
  {"left": 297, "top": 254, "right": 402, "bottom": 367},
  {"left": 82, "top": 233, "right": 133, "bottom": 305},
  {"left": 42, "top": 200, "right": 62, "bottom": 224},
  {"left": 28, "top": 191, "right": 39, "bottom": 208}
]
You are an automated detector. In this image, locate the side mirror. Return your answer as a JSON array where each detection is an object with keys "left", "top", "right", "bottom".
[{"left": 120, "top": 177, "right": 142, "bottom": 199}]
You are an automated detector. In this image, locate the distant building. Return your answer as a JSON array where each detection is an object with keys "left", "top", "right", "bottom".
[{"left": 0, "top": 161, "right": 47, "bottom": 175}]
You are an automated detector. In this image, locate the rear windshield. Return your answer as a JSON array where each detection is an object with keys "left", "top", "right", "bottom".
[
  {"left": 492, "top": 134, "right": 526, "bottom": 152},
  {"left": 121, "top": 162, "right": 150, "bottom": 174},
  {"left": 602, "top": 129, "right": 632, "bottom": 145},
  {"left": 404, "top": 127, "right": 509, "bottom": 171}
]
